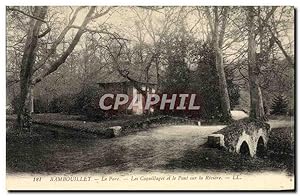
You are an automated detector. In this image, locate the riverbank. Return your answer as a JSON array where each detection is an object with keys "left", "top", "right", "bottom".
[{"left": 7, "top": 113, "right": 200, "bottom": 139}]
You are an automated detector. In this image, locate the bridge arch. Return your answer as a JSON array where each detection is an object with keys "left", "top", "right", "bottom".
[
  {"left": 256, "top": 136, "right": 266, "bottom": 158},
  {"left": 239, "top": 141, "right": 251, "bottom": 156},
  {"left": 235, "top": 132, "right": 256, "bottom": 157},
  {"left": 212, "top": 119, "right": 270, "bottom": 158}
]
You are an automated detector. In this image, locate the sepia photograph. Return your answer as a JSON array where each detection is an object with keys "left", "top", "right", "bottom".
[{"left": 5, "top": 5, "right": 295, "bottom": 191}]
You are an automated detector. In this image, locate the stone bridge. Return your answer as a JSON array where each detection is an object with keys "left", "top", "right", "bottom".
[{"left": 207, "top": 119, "right": 270, "bottom": 157}]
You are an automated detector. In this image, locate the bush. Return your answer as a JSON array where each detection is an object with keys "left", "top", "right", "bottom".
[
  {"left": 193, "top": 42, "right": 222, "bottom": 120},
  {"left": 33, "top": 98, "right": 48, "bottom": 113},
  {"left": 11, "top": 95, "right": 20, "bottom": 114},
  {"left": 270, "top": 94, "right": 289, "bottom": 115},
  {"left": 48, "top": 95, "right": 74, "bottom": 114}
]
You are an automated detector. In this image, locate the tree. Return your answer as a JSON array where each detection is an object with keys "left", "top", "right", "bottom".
[
  {"left": 222, "top": 7, "right": 293, "bottom": 116},
  {"left": 204, "top": 7, "right": 232, "bottom": 122},
  {"left": 7, "top": 6, "right": 113, "bottom": 130},
  {"left": 247, "top": 7, "right": 266, "bottom": 121},
  {"left": 16, "top": 6, "right": 48, "bottom": 130},
  {"left": 162, "top": 19, "right": 191, "bottom": 93},
  {"left": 225, "top": 67, "right": 240, "bottom": 108},
  {"left": 190, "top": 42, "right": 222, "bottom": 120},
  {"left": 131, "top": 7, "right": 183, "bottom": 92},
  {"left": 265, "top": 7, "right": 294, "bottom": 66}
]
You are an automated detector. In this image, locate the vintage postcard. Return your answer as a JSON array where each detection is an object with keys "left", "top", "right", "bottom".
[{"left": 6, "top": 6, "right": 295, "bottom": 191}]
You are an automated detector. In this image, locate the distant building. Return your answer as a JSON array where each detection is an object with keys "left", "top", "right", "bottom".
[{"left": 97, "top": 69, "right": 157, "bottom": 115}]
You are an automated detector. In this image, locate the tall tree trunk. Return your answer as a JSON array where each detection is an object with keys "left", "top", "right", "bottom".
[
  {"left": 247, "top": 7, "right": 266, "bottom": 121},
  {"left": 17, "top": 6, "right": 48, "bottom": 131},
  {"left": 212, "top": 7, "right": 232, "bottom": 122},
  {"left": 215, "top": 47, "right": 232, "bottom": 121}
]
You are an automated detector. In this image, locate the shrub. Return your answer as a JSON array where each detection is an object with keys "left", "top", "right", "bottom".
[{"left": 270, "top": 94, "right": 289, "bottom": 115}]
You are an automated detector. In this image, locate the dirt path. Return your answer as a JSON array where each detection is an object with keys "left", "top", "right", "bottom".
[{"left": 7, "top": 125, "right": 223, "bottom": 174}]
